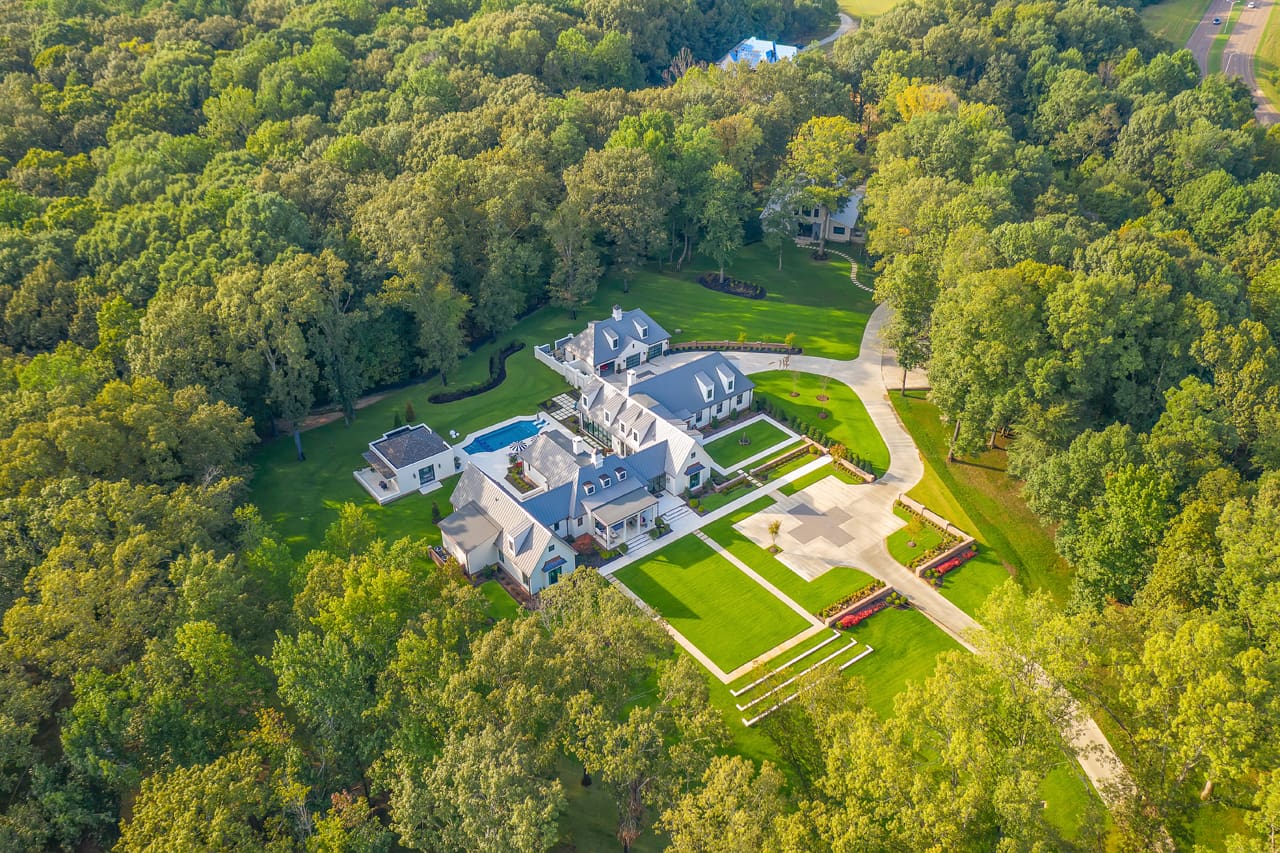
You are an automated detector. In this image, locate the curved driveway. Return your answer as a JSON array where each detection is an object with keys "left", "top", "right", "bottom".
[{"left": 726, "top": 303, "right": 1130, "bottom": 805}]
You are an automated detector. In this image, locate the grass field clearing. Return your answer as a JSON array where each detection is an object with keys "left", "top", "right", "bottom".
[
  {"left": 1140, "top": 0, "right": 1213, "bottom": 45},
  {"left": 1257, "top": 0, "right": 1280, "bottom": 109},
  {"left": 890, "top": 391, "right": 1071, "bottom": 609}
]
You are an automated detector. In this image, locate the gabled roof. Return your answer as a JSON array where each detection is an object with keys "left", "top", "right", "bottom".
[
  {"left": 522, "top": 431, "right": 589, "bottom": 487},
  {"left": 627, "top": 353, "right": 753, "bottom": 420},
  {"left": 371, "top": 424, "right": 450, "bottom": 469},
  {"left": 438, "top": 501, "right": 500, "bottom": 552},
  {"left": 445, "top": 466, "right": 562, "bottom": 583},
  {"left": 829, "top": 187, "right": 865, "bottom": 228},
  {"left": 518, "top": 440, "right": 664, "bottom": 528},
  {"left": 719, "top": 37, "right": 799, "bottom": 69},
  {"left": 567, "top": 307, "right": 669, "bottom": 367}
]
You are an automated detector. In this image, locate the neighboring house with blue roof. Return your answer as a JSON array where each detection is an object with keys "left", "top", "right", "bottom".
[
  {"left": 562, "top": 305, "right": 670, "bottom": 378},
  {"left": 718, "top": 37, "right": 799, "bottom": 69}
]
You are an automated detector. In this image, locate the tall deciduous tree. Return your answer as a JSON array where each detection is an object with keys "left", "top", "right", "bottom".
[
  {"left": 216, "top": 257, "right": 322, "bottom": 460},
  {"left": 783, "top": 116, "right": 864, "bottom": 255},
  {"left": 381, "top": 277, "right": 471, "bottom": 386},
  {"left": 567, "top": 655, "right": 726, "bottom": 852},
  {"left": 761, "top": 175, "right": 803, "bottom": 271},
  {"left": 697, "top": 163, "right": 749, "bottom": 282},
  {"left": 564, "top": 147, "right": 671, "bottom": 290},
  {"left": 658, "top": 756, "right": 788, "bottom": 852},
  {"left": 546, "top": 198, "right": 602, "bottom": 319},
  {"left": 386, "top": 725, "right": 564, "bottom": 853},
  {"left": 875, "top": 253, "right": 937, "bottom": 393}
]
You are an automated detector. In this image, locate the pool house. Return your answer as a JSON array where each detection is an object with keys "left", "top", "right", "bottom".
[{"left": 353, "top": 423, "right": 459, "bottom": 505}]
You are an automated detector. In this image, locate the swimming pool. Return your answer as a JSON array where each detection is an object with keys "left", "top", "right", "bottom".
[{"left": 463, "top": 419, "right": 543, "bottom": 454}]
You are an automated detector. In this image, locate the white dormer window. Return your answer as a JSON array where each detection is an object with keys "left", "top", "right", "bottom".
[
  {"left": 635, "top": 320, "right": 648, "bottom": 337},
  {"left": 726, "top": 379, "right": 734, "bottom": 392},
  {"left": 584, "top": 482, "right": 596, "bottom": 495},
  {"left": 617, "top": 470, "right": 627, "bottom": 480},
  {"left": 604, "top": 329, "right": 619, "bottom": 349},
  {"left": 601, "top": 475, "right": 612, "bottom": 487},
  {"left": 704, "top": 387, "right": 714, "bottom": 403}
]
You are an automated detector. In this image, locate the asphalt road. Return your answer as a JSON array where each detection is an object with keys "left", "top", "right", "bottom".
[{"left": 1187, "top": 0, "right": 1279, "bottom": 125}]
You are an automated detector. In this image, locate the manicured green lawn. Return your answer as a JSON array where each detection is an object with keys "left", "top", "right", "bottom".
[
  {"left": 704, "top": 419, "right": 792, "bottom": 469},
  {"left": 837, "top": 0, "right": 902, "bottom": 19},
  {"left": 616, "top": 242, "right": 874, "bottom": 360},
  {"left": 890, "top": 391, "right": 1071, "bottom": 609},
  {"left": 778, "top": 463, "right": 864, "bottom": 496},
  {"left": 842, "top": 606, "right": 963, "bottom": 718},
  {"left": 885, "top": 504, "right": 948, "bottom": 566},
  {"left": 728, "top": 629, "right": 842, "bottom": 693},
  {"left": 1139, "top": 0, "right": 1211, "bottom": 46},
  {"left": 1259, "top": 1, "right": 1280, "bottom": 112},
  {"left": 614, "top": 536, "right": 811, "bottom": 672},
  {"left": 754, "top": 371, "right": 890, "bottom": 475},
  {"left": 935, "top": 550, "right": 1018, "bottom": 616},
  {"left": 758, "top": 449, "right": 821, "bottom": 481},
  {"left": 480, "top": 580, "right": 521, "bottom": 620},
  {"left": 702, "top": 500, "right": 878, "bottom": 615}
]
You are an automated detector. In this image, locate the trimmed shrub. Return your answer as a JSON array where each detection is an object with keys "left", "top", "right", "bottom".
[{"left": 429, "top": 341, "right": 526, "bottom": 404}]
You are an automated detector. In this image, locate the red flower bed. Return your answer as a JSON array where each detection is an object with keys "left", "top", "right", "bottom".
[
  {"left": 839, "top": 600, "right": 887, "bottom": 629},
  {"left": 934, "top": 548, "right": 978, "bottom": 576}
]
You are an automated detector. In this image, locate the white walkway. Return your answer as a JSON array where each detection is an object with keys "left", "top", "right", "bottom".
[{"left": 606, "top": 299, "right": 1129, "bottom": 805}]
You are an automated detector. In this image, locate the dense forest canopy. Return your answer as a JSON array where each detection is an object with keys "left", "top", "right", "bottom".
[{"left": 1, "top": 0, "right": 1280, "bottom": 845}]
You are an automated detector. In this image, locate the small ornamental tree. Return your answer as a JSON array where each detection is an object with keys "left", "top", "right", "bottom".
[
  {"left": 405, "top": 401, "right": 416, "bottom": 422},
  {"left": 768, "top": 519, "right": 781, "bottom": 549}
]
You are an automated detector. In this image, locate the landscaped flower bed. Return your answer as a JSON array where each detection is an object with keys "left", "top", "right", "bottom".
[
  {"left": 696, "top": 273, "right": 766, "bottom": 299},
  {"left": 818, "top": 580, "right": 886, "bottom": 619},
  {"left": 894, "top": 500, "right": 963, "bottom": 569},
  {"left": 933, "top": 548, "right": 977, "bottom": 576},
  {"left": 839, "top": 600, "right": 888, "bottom": 629}
]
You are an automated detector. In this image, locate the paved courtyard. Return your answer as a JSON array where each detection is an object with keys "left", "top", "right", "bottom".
[{"left": 735, "top": 474, "right": 907, "bottom": 580}]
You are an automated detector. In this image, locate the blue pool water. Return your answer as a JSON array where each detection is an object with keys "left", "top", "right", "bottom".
[{"left": 464, "top": 419, "right": 543, "bottom": 454}]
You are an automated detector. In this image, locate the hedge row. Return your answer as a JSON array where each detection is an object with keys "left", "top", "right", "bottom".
[
  {"left": 428, "top": 341, "right": 526, "bottom": 404},
  {"left": 755, "top": 396, "right": 877, "bottom": 476},
  {"left": 818, "top": 579, "right": 886, "bottom": 618}
]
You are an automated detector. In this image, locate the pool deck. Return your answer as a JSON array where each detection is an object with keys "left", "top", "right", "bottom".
[{"left": 459, "top": 415, "right": 577, "bottom": 487}]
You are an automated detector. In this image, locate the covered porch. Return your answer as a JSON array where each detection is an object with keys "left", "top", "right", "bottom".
[
  {"left": 354, "top": 452, "right": 404, "bottom": 505},
  {"left": 590, "top": 487, "right": 659, "bottom": 549}
]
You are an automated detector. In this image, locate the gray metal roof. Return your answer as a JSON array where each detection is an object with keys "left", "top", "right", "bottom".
[
  {"left": 438, "top": 501, "right": 500, "bottom": 552},
  {"left": 446, "top": 466, "right": 564, "bottom": 582},
  {"left": 589, "top": 486, "right": 658, "bottom": 526},
  {"left": 567, "top": 308, "right": 669, "bottom": 367},
  {"left": 371, "top": 424, "right": 450, "bottom": 469},
  {"left": 829, "top": 188, "right": 865, "bottom": 228},
  {"left": 626, "top": 443, "right": 668, "bottom": 482},
  {"left": 522, "top": 432, "right": 589, "bottom": 487},
  {"left": 627, "top": 353, "right": 753, "bottom": 420}
]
